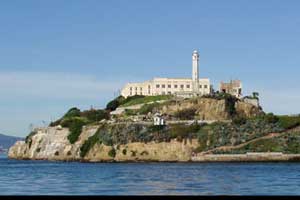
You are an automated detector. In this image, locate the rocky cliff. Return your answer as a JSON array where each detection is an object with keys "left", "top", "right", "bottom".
[
  {"left": 8, "top": 124, "right": 199, "bottom": 162},
  {"left": 160, "top": 97, "right": 262, "bottom": 120}
]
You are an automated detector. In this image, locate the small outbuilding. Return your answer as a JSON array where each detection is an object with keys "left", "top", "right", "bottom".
[{"left": 153, "top": 113, "right": 165, "bottom": 126}]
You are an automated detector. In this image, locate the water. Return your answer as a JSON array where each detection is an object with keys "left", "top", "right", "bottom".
[{"left": 1, "top": 155, "right": 300, "bottom": 195}]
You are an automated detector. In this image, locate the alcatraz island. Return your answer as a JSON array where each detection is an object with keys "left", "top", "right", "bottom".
[{"left": 8, "top": 50, "right": 300, "bottom": 162}]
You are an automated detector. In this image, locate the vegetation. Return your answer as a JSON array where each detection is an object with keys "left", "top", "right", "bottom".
[
  {"left": 80, "top": 133, "right": 99, "bottom": 158},
  {"left": 214, "top": 131, "right": 300, "bottom": 154},
  {"left": 49, "top": 107, "right": 110, "bottom": 144},
  {"left": 277, "top": 115, "right": 300, "bottom": 130},
  {"left": 203, "top": 93, "right": 238, "bottom": 117},
  {"left": 25, "top": 130, "right": 38, "bottom": 144},
  {"left": 169, "top": 123, "right": 201, "bottom": 141},
  {"left": 120, "top": 95, "right": 172, "bottom": 107},
  {"left": 174, "top": 108, "right": 197, "bottom": 120},
  {"left": 139, "top": 102, "right": 160, "bottom": 115},
  {"left": 108, "top": 148, "right": 116, "bottom": 158},
  {"left": 195, "top": 116, "right": 284, "bottom": 152},
  {"left": 105, "top": 96, "right": 126, "bottom": 111},
  {"left": 66, "top": 117, "right": 88, "bottom": 144},
  {"left": 79, "top": 123, "right": 202, "bottom": 158}
]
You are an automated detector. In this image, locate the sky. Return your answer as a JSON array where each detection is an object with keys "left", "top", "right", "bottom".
[{"left": 1, "top": 0, "right": 300, "bottom": 137}]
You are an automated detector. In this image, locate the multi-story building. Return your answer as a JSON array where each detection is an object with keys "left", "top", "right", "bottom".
[{"left": 121, "top": 50, "right": 211, "bottom": 98}]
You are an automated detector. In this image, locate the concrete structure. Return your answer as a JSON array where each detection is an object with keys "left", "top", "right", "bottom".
[
  {"left": 219, "top": 80, "right": 242, "bottom": 98},
  {"left": 121, "top": 50, "right": 211, "bottom": 98}
]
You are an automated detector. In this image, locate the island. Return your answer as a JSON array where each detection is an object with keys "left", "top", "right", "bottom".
[{"left": 8, "top": 93, "right": 300, "bottom": 162}]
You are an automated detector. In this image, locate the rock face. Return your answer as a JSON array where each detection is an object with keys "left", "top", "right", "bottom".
[
  {"left": 161, "top": 98, "right": 262, "bottom": 120},
  {"left": 8, "top": 126, "right": 98, "bottom": 161},
  {"left": 235, "top": 101, "right": 262, "bottom": 118},
  {"left": 8, "top": 125, "right": 199, "bottom": 162}
]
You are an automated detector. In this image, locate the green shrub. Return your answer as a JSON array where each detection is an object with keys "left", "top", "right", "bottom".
[
  {"left": 278, "top": 115, "right": 300, "bottom": 130},
  {"left": 61, "top": 117, "right": 89, "bottom": 128},
  {"left": 106, "top": 96, "right": 125, "bottom": 111},
  {"left": 81, "top": 109, "right": 109, "bottom": 122},
  {"left": 108, "top": 148, "right": 116, "bottom": 158},
  {"left": 233, "top": 116, "right": 247, "bottom": 125},
  {"left": 264, "top": 113, "right": 279, "bottom": 124},
  {"left": 66, "top": 117, "right": 89, "bottom": 144},
  {"left": 50, "top": 107, "right": 108, "bottom": 127},
  {"left": 25, "top": 130, "right": 37, "bottom": 144},
  {"left": 63, "top": 107, "right": 81, "bottom": 118},
  {"left": 224, "top": 95, "right": 238, "bottom": 116},
  {"left": 169, "top": 123, "right": 200, "bottom": 141},
  {"left": 80, "top": 133, "right": 99, "bottom": 158}
]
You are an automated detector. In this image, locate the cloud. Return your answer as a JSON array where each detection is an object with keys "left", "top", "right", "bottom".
[{"left": 0, "top": 71, "right": 125, "bottom": 100}]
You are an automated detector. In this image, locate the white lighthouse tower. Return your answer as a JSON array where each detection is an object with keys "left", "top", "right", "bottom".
[{"left": 192, "top": 50, "right": 199, "bottom": 93}]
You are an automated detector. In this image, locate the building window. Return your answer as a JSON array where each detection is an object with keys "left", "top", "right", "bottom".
[
  {"left": 174, "top": 85, "right": 178, "bottom": 88},
  {"left": 204, "top": 85, "right": 208, "bottom": 89},
  {"left": 140, "top": 87, "right": 142, "bottom": 91},
  {"left": 148, "top": 85, "right": 151, "bottom": 89},
  {"left": 135, "top": 87, "right": 137, "bottom": 91},
  {"left": 130, "top": 87, "right": 132, "bottom": 90},
  {"left": 186, "top": 85, "right": 190, "bottom": 88},
  {"left": 162, "top": 91, "right": 166, "bottom": 95},
  {"left": 180, "top": 85, "right": 184, "bottom": 89},
  {"left": 156, "top": 84, "right": 160, "bottom": 88},
  {"left": 168, "top": 85, "right": 171, "bottom": 88},
  {"left": 130, "top": 91, "right": 132, "bottom": 95},
  {"left": 162, "top": 84, "right": 165, "bottom": 88},
  {"left": 167, "top": 91, "right": 171, "bottom": 95},
  {"left": 199, "top": 85, "right": 202, "bottom": 89}
]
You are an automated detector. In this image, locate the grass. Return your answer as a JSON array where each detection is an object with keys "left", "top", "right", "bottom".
[
  {"left": 214, "top": 131, "right": 300, "bottom": 154},
  {"left": 120, "top": 95, "right": 173, "bottom": 107},
  {"left": 278, "top": 115, "right": 300, "bottom": 130}
]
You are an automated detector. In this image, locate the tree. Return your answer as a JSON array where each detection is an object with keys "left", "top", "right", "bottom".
[{"left": 252, "top": 92, "right": 259, "bottom": 99}]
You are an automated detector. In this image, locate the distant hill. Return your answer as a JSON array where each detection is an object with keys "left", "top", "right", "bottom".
[{"left": 0, "top": 133, "right": 23, "bottom": 151}]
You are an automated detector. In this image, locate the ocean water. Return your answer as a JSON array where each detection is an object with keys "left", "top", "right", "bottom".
[{"left": 1, "top": 154, "right": 300, "bottom": 195}]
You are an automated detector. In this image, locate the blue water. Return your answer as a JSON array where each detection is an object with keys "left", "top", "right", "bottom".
[{"left": 1, "top": 154, "right": 300, "bottom": 195}]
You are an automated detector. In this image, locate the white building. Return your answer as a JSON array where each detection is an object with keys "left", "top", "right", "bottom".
[
  {"left": 121, "top": 50, "right": 211, "bottom": 98},
  {"left": 153, "top": 113, "right": 165, "bottom": 126}
]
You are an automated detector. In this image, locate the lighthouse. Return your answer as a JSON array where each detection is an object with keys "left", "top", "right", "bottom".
[{"left": 192, "top": 50, "right": 199, "bottom": 93}]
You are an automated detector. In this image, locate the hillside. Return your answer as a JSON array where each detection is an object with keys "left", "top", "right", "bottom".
[{"left": 8, "top": 94, "right": 300, "bottom": 162}]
